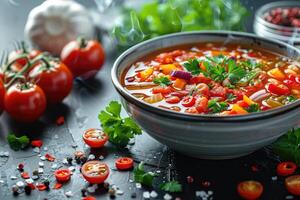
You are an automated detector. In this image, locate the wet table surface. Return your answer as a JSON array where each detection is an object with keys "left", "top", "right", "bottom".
[{"left": 0, "top": 0, "right": 293, "bottom": 200}]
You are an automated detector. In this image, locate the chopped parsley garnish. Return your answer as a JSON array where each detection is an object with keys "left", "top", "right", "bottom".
[
  {"left": 287, "top": 95, "right": 297, "bottom": 103},
  {"left": 98, "top": 101, "right": 142, "bottom": 148},
  {"left": 7, "top": 133, "right": 30, "bottom": 151},
  {"left": 183, "top": 59, "right": 202, "bottom": 75},
  {"left": 153, "top": 76, "right": 171, "bottom": 86},
  {"left": 226, "top": 93, "right": 237, "bottom": 102},
  {"left": 227, "top": 58, "right": 247, "bottom": 84},
  {"left": 238, "top": 59, "right": 262, "bottom": 70},
  {"left": 133, "top": 162, "right": 155, "bottom": 187},
  {"left": 246, "top": 104, "right": 261, "bottom": 113},
  {"left": 160, "top": 181, "right": 182, "bottom": 193},
  {"left": 208, "top": 100, "right": 228, "bottom": 113},
  {"left": 272, "top": 128, "right": 300, "bottom": 164},
  {"left": 237, "top": 70, "right": 259, "bottom": 86}
]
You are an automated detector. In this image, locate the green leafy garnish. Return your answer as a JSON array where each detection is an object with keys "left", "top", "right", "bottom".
[
  {"left": 183, "top": 59, "right": 202, "bottom": 75},
  {"left": 226, "top": 93, "right": 236, "bottom": 102},
  {"left": 237, "top": 70, "right": 259, "bottom": 86},
  {"left": 112, "top": 0, "right": 248, "bottom": 49},
  {"left": 287, "top": 96, "right": 297, "bottom": 103},
  {"left": 153, "top": 76, "right": 171, "bottom": 86},
  {"left": 272, "top": 128, "right": 300, "bottom": 164},
  {"left": 134, "top": 162, "right": 155, "bottom": 187},
  {"left": 246, "top": 104, "right": 261, "bottom": 113},
  {"left": 227, "top": 58, "right": 246, "bottom": 84},
  {"left": 238, "top": 59, "right": 262, "bottom": 70},
  {"left": 98, "top": 101, "right": 142, "bottom": 148},
  {"left": 7, "top": 133, "right": 29, "bottom": 151},
  {"left": 208, "top": 100, "right": 228, "bottom": 113},
  {"left": 160, "top": 181, "right": 182, "bottom": 193}
]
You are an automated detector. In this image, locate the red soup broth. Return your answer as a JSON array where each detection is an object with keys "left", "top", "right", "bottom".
[{"left": 121, "top": 43, "right": 300, "bottom": 115}]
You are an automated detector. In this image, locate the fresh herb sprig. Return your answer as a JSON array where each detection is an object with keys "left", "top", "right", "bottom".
[
  {"left": 153, "top": 76, "right": 171, "bottom": 86},
  {"left": 208, "top": 100, "right": 228, "bottom": 113},
  {"left": 7, "top": 133, "right": 30, "bottom": 151},
  {"left": 272, "top": 128, "right": 300, "bottom": 164},
  {"left": 133, "top": 162, "right": 155, "bottom": 187},
  {"left": 160, "top": 181, "right": 183, "bottom": 193},
  {"left": 183, "top": 59, "right": 203, "bottom": 75},
  {"left": 246, "top": 104, "right": 261, "bottom": 113},
  {"left": 98, "top": 101, "right": 142, "bottom": 148}
]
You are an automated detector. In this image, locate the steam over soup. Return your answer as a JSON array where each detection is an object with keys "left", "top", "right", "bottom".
[{"left": 122, "top": 43, "right": 300, "bottom": 115}]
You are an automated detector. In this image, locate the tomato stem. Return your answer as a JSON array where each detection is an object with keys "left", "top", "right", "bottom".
[
  {"left": 78, "top": 37, "right": 87, "bottom": 48},
  {"left": 21, "top": 41, "right": 28, "bottom": 54}
]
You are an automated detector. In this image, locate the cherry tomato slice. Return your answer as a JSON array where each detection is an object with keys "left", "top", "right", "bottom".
[
  {"left": 83, "top": 129, "right": 108, "bottom": 148},
  {"left": 152, "top": 86, "right": 173, "bottom": 94},
  {"left": 55, "top": 169, "right": 71, "bottom": 183},
  {"left": 285, "top": 175, "right": 300, "bottom": 195},
  {"left": 115, "top": 157, "right": 134, "bottom": 170},
  {"left": 266, "top": 83, "right": 290, "bottom": 96},
  {"left": 195, "top": 96, "right": 208, "bottom": 113},
  {"left": 182, "top": 96, "right": 196, "bottom": 107},
  {"left": 237, "top": 180, "right": 263, "bottom": 200},
  {"left": 81, "top": 161, "right": 109, "bottom": 184},
  {"left": 277, "top": 162, "right": 297, "bottom": 176},
  {"left": 165, "top": 96, "right": 181, "bottom": 104}
]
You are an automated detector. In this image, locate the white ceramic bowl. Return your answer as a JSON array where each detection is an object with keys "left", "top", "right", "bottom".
[{"left": 112, "top": 31, "right": 300, "bottom": 159}]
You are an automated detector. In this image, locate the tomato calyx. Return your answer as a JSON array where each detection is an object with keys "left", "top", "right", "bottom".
[{"left": 78, "top": 37, "right": 88, "bottom": 49}]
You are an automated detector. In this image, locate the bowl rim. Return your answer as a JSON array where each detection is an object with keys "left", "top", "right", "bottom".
[{"left": 111, "top": 31, "right": 300, "bottom": 122}]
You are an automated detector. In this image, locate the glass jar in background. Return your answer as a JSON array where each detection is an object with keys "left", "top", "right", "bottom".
[{"left": 254, "top": 1, "right": 300, "bottom": 49}]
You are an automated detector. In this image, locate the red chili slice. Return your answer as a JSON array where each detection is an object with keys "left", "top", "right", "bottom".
[
  {"left": 55, "top": 169, "right": 71, "bottom": 183},
  {"left": 277, "top": 162, "right": 297, "bottom": 176},
  {"left": 36, "top": 183, "right": 47, "bottom": 191},
  {"left": 45, "top": 153, "right": 55, "bottom": 162},
  {"left": 31, "top": 140, "right": 43, "bottom": 148},
  {"left": 53, "top": 182, "right": 63, "bottom": 190},
  {"left": 56, "top": 116, "right": 65, "bottom": 126},
  {"left": 82, "top": 196, "right": 96, "bottom": 200},
  {"left": 266, "top": 83, "right": 290, "bottom": 96},
  {"left": 182, "top": 96, "right": 196, "bottom": 107},
  {"left": 165, "top": 96, "right": 181, "bottom": 104},
  {"left": 115, "top": 157, "right": 134, "bottom": 170},
  {"left": 21, "top": 172, "right": 30, "bottom": 179}
]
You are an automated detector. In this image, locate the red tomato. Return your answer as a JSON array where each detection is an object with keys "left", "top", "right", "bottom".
[
  {"left": 55, "top": 169, "right": 71, "bottom": 183},
  {"left": 4, "top": 83, "right": 46, "bottom": 123},
  {"left": 277, "top": 162, "right": 297, "bottom": 176},
  {"left": 189, "top": 75, "right": 211, "bottom": 84},
  {"left": 0, "top": 81, "right": 5, "bottom": 115},
  {"left": 195, "top": 83, "right": 210, "bottom": 97},
  {"left": 266, "top": 83, "right": 290, "bottom": 95},
  {"left": 8, "top": 49, "right": 41, "bottom": 68},
  {"left": 61, "top": 39, "right": 105, "bottom": 79},
  {"left": 83, "top": 129, "right": 108, "bottom": 148},
  {"left": 237, "top": 180, "right": 263, "bottom": 200},
  {"left": 152, "top": 86, "right": 173, "bottom": 94},
  {"left": 165, "top": 96, "right": 181, "bottom": 104},
  {"left": 195, "top": 96, "right": 208, "bottom": 113},
  {"left": 170, "top": 90, "right": 189, "bottom": 98},
  {"left": 81, "top": 161, "right": 109, "bottom": 184},
  {"left": 285, "top": 175, "right": 300, "bottom": 195},
  {"left": 115, "top": 157, "right": 134, "bottom": 170},
  {"left": 182, "top": 96, "right": 196, "bottom": 107},
  {"left": 155, "top": 53, "right": 174, "bottom": 64},
  {"left": 184, "top": 107, "right": 198, "bottom": 114},
  {"left": 29, "top": 60, "right": 73, "bottom": 104},
  {"left": 283, "top": 79, "right": 300, "bottom": 90}
]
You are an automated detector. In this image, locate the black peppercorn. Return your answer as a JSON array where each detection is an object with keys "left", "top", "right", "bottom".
[
  {"left": 67, "top": 157, "right": 73, "bottom": 165},
  {"left": 80, "top": 156, "right": 87, "bottom": 164},
  {"left": 24, "top": 185, "right": 32, "bottom": 195},
  {"left": 81, "top": 188, "right": 87, "bottom": 197},
  {"left": 103, "top": 182, "right": 110, "bottom": 191},
  {"left": 32, "top": 170, "right": 39, "bottom": 176},
  {"left": 108, "top": 189, "right": 116, "bottom": 199},
  {"left": 131, "top": 192, "right": 137, "bottom": 198}
]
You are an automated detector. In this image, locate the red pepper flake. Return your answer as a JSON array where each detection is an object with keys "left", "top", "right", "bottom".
[
  {"left": 21, "top": 172, "right": 30, "bottom": 179},
  {"left": 36, "top": 183, "right": 47, "bottom": 191},
  {"left": 18, "top": 163, "right": 24, "bottom": 171},
  {"left": 53, "top": 182, "right": 63, "bottom": 190},
  {"left": 56, "top": 116, "right": 65, "bottom": 126},
  {"left": 45, "top": 153, "right": 55, "bottom": 162},
  {"left": 27, "top": 183, "right": 36, "bottom": 190},
  {"left": 82, "top": 196, "right": 96, "bottom": 200},
  {"left": 31, "top": 140, "right": 43, "bottom": 148},
  {"left": 187, "top": 176, "right": 194, "bottom": 184},
  {"left": 251, "top": 164, "right": 260, "bottom": 172}
]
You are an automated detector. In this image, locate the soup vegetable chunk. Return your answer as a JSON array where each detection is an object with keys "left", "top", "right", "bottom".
[{"left": 122, "top": 43, "right": 300, "bottom": 115}]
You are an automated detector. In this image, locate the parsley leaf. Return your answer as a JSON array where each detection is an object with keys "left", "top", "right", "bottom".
[
  {"left": 183, "top": 59, "right": 202, "bottom": 75},
  {"left": 226, "top": 93, "right": 236, "bottom": 102},
  {"left": 98, "top": 101, "right": 142, "bottom": 148},
  {"left": 272, "top": 128, "right": 300, "bottom": 164},
  {"left": 153, "top": 76, "right": 171, "bottom": 86},
  {"left": 246, "top": 104, "right": 261, "bottom": 113},
  {"left": 203, "top": 60, "right": 226, "bottom": 82},
  {"left": 237, "top": 70, "right": 259, "bottom": 86},
  {"left": 238, "top": 59, "right": 262, "bottom": 70},
  {"left": 7, "top": 133, "right": 29, "bottom": 151},
  {"left": 227, "top": 59, "right": 246, "bottom": 84},
  {"left": 134, "top": 162, "right": 155, "bottom": 187},
  {"left": 160, "top": 181, "right": 182, "bottom": 193},
  {"left": 208, "top": 100, "right": 228, "bottom": 113}
]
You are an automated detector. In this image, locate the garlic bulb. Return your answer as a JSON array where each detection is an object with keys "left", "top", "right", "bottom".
[{"left": 25, "top": 0, "right": 95, "bottom": 56}]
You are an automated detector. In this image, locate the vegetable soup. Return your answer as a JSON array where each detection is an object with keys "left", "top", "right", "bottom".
[{"left": 122, "top": 43, "right": 300, "bottom": 115}]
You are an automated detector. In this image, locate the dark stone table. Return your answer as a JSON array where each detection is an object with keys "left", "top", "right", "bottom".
[{"left": 0, "top": 0, "right": 293, "bottom": 200}]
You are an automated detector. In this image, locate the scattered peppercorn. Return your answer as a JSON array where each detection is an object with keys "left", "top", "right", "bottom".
[
  {"left": 18, "top": 163, "right": 24, "bottom": 172},
  {"left": 67, "top": 157, "right": 73, "bottom": 165},
  {"left": 187, "top": 176, "right": 194, "bottom": 184},
  {"left": 43, "top": 180, "right": 50, "bottom": 190},
  {"left": 32, "top": 170, "right": 39, "bottom": 176},
  {"left": 131, "top": 192, "right": 137, "bottom": 198},
  {"left": 108, "top": 189, "right": 116, "bottom": 199},
  {"left": 80, "top": 156, "right": 87, "bottom": 164},
  {"left": 103, "top": 182, "right": 110, "bottom": 191},
  {"left": 12, "top": 185, "right": 19, "bottom": 196},
  {"left": 24, "top": 185, "right": 32, "bottom": 195},
  {"left": 81, "top": 188, "right": 87, "bottom": 197}
]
